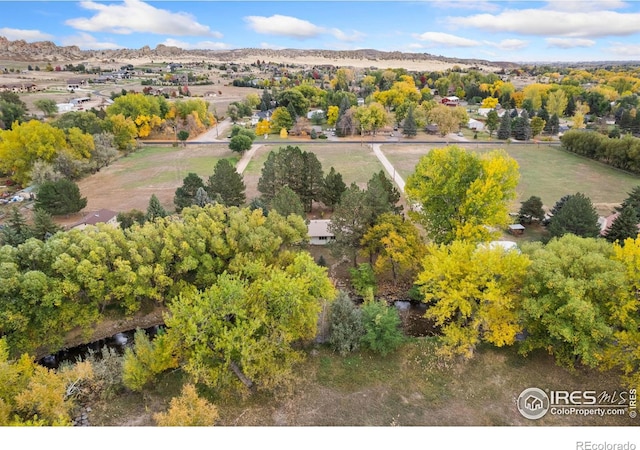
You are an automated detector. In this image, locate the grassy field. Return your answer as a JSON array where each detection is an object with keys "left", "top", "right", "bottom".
[
  {"left": 88, "top": 339, "right": 637, "bottom": 427},
  {"left": 77, "top": 144, "right": 236, "bottom": 213},
  {"left": 382, "top": 142, "right": 640, "bottom": 215},
  {"left": 242, "top": 142, "right": 387, "bottom": 201}
]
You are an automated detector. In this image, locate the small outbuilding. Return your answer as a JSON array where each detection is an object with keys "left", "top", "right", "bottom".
[
  {"left": 508, "top": 224, "right": 525, "bottom": 236},
  {"left": 308, "top": 219, "right": 335, "bottom": 245}
]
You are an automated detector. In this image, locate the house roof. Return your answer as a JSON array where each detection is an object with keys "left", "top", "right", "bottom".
[
  {"left": 78, "top": 209, "right": 118, "bottom": 226},
  {"left": 308, "top": 219, "right": 333, "bottom": 238}
]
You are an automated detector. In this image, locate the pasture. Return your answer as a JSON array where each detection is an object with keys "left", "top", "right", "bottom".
[
  {"left": 77, "top": 144, "right": 237, "bottom": 214},
  {"left": 382, "top": 142, "right": 640, "bottom": 215}
]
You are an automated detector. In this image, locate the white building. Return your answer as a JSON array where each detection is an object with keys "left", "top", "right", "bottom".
[{"left": 308, "top": 219, "right": 335, "bottom": 245}]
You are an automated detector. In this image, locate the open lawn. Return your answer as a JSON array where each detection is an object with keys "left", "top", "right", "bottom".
[
  {"left": 382, "top": 142, "right": 640, "bottom": 215},
  {"left": 242, "top": 142, "right": 387, "bottom": 201},
  {"left": 76, "top": 144, "right": 237, "bottom": 215},
  {"left": 88, "top": 339, "right": 637, "bottom": 427}
]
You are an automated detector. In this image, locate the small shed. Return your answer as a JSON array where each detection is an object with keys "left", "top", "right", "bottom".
[
  {"left": 308, "top": 219, "right": 335, "bottom": 245},
  {"left": 508, "top": 224, "right": 525, "bottom": 236}
]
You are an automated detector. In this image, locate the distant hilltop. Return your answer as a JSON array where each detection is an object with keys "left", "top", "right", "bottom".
[{"left": 0, "top": 36, "right": 516, "bottom": 71}]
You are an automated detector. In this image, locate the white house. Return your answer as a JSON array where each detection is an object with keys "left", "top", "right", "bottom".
[
  {"left": 308, "top": 219, "right": 335, "bottom": 245},
  {"left": 307, "top": 109, "right": 324, "bottom": 120}
]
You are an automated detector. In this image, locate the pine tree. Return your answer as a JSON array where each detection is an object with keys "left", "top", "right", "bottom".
[
  {"left": 486, "top": 109, "right": 499, "bottom": 138},
  {"left": 146, "top": 194, "right": 167, "bottom": 221},
  {"left": 566, "top": 95, "right": 576, "bottom": 116},
  {"left": 31, "top": 208, "right": 62, "bottom": 240},
  {"left": 617, "top": 185, "right": 640, "bottom": 217},
  {"left": 519, "top": 196, "right": 546, "bottom": 224},
  {"left": 0, "top": 206, "right": 33, "bottom": 246},
  {"left": 513, "top": 110, "right": 531, "bottom": 141},
  {"left": 548, "top": 113, "right": 560, "bottom": 135},
  {"left": 173, "top": 173, "right": 205, "bottom": 212},
  {"left": 402, "top": 105, "right": 417, "bottom": 137},
  {"left": 194, "top": 187, "right": 211, "bottom": 207},
  {"left": 207, "top": 159, "right": 246, "bottom": 207},
  {"left": 497, "top": 111, "right": 511, "bottom": 140},
  {"left": 548, "top": 192, "right": 600, "bottom": 239},
  {"left": 35, "top": 179, "right": 87, "bottom": 216},
  {"left": 270, "top": 186, "right": 305, "bottom": 218},
  {"left": 321, "top": 166, "right": 347, "bottom": 210},
  {"left": 604, "top": 205, "right": 639, "bottom": 244}
]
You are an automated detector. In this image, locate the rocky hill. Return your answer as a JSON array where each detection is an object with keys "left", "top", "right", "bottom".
[{"left": 0, "top": 36, "right": 515, "bottom": 69}]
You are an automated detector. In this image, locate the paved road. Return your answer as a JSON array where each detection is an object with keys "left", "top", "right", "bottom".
[{"left": 370, "top": 143, "right": 405, "bottom": 193}]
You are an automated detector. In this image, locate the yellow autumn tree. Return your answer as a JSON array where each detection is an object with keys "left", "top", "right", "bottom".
[
  {"left": 416, "top": 241, "right": 531, "bottom": 359},
  {"left": 326, "top": 105, "right": 339, "bottom": 126},
  {"left": 255, "top": 119, "right": 270, "bottom": 135},
  {"left": 154, "top": 384, "right": 219, "bottom": 426},
  {"left": 480, "top": 97, "right": 499, "bottom": 109}
]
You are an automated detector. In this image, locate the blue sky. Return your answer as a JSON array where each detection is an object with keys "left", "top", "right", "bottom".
[{"left": 2, "top": 1, "right": 640, "bottom": 62}]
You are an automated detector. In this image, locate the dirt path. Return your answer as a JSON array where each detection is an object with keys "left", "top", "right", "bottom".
[{"left": 370, "top": 143, "right": 406, "bottom": 193}]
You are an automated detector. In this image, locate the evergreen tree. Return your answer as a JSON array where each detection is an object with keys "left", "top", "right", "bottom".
[
  {"left": 35, "top": 179, "right": 87, "bottom": 216},
  {"left": 270, "top": 186, "right": 305, "bottom": 218},
  {"left": 512, "top": 110, "right": 532, "bottom": 141},
  {"left": 117, "top": 209, "right": 146, "bottom": 229},
  {"left": 0, "top": 206, "right": 33, "bottom": 246},
  {"left": 321, "top": 166, "right": 347, "bottom": 210},
  {"left": 194, "top": 187, "right": 212, "bottom": 207},
  {"left": 146, "top": 194, "right": 167, "bottom": 221},
  {"left": 519, "top": 196, "right": 545, "bottom": 224},
  {"left": 617, "top": 185, "right": 640, "bottom": 217},
  {"left": 31, "top": 208, "right": 62, "bottom": 240},
  {"left": 335, "top": 97, "right": 351, "bottom": 137},
  {"left": 173, "top": 173, "right": 205, "bottom": 212},
  {"left": 260, "top": 89, "right": 272, "bottom": 112},
  {"left": 207, "top": 159, "right": 246, "bottom": 207},
  {"left": 566, "top": 95, "right": 576, "bottom": 116},
  {"left": 249, "top": 197, "right": 269, "bottom": 217},
  {"left": 548, "top": 113, "right": 560, "bottom": 135},
  {"left": 548, "top": 192, "right": 600, "bottom": 239},
  {"left": 497, "top": 111, "right": 511, "bottom": 140},
  {"left": 486, "top": 109, "right": 499, "bottom": 138},
  {"left": 538, "top": 107, "right": 550, "bottom": 125},
  {"left": 367, "top": 170, "right": 402, "bottom": 216},
  {"left": 402, "top": 105, "right": 417, "bottom": 137},
  {"left": 604, "top": 205, "right": 639, "bottom": 244}
]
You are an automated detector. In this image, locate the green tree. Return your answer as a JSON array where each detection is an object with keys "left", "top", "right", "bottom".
[
  {"left": 547, "top": 89, "right": 568, "bottom": 118},
  {"left": 207, "top": 159, "right": 246, "bottom": 207},
  {"left": 52, "top": 111, "right": 104, "bottom": 135},
  {"left": 321, "top": 166, "right": 346, "bottom": 210},
  {"left": 117, "top": 209, "right": 146, "bottom": 229},
  {"left": 328, "top": 183, "right": 374, "bottom": 266},
  {"left": 270, "top": 186, "right": 305, "bottom": 218},
  {"left": 228, "top": 134, "right": 253, "bottom": 153},
  {"left": 165, "top": 255, "right": 335, "bottom": 393},
  {"left": 497, "top": 111, "right": 511, "bottom": 140},
  {"left": 360, "top": 213, "right": 426, "bottom": 284},
  {"left": 31, "top": 208, "right": 63, "bottom": 240},
  {"left": 360, "top": 300, "right": 404, "bottom": 356},
  {"left": 519, "top": 195, "right": 546, "bottom": 224},
  {"left": 34, "top": 99, "right": 58, "bottom": 118},
  {"left": 604, "top": 205, "right": 639, "bottom": 244},
  {"left": 548, "top": 192, "right": 600, "bottom": 239},
  {"left": 328, "top": 291, "right": 364, "bottom": 356},
  {"left": 405, "top": 146, "right": 520, "bottom": 244},
  {"left": 519, "top": 235, "right": 625, "bottom": 368},
  {"left": 0, "top": 206, "right": 33, "bottom": 246},
  {"left": 617, "top": 185, "right": 640, "bottom": 217},
  {"left": 122, "top": 329, "right": 179, "bottom": 391},
  {"left": 177, "top": 130, "right": 189, "bottom": 146},
  {"left": 194, "top": 187, "right": 212, "bottom": 207},
  {"left": 417, "top": 240, "right": 530, "bottom": 358},
  {"left": 486, "top": 109, "right": 499, "bottom": 138},
  {"left": 104, "top": 113, "right": 137, "bottom": 151},
  {"left": 367, "top": 170, "right": 401, "bottom": 215},
  {"left": 530, "top": 116, "right": 546, "bottom": 138},
  {"left": 0, "top": 92, "right": 27, "bottom": 129},
  {"left": 269, "top": 107, "right": 293, "bottom": 134},
  {"left": 173, "top": 173, "right": 205, "bottom": 212},
  {"left": 349, "top": 262, "right": 377, "bottom": 300},
  {"left": 146, "top": 194, "right": 167, "bottom": 221},
  {"left": 35, "top": 179, "right": 87, "bottom": 216}
]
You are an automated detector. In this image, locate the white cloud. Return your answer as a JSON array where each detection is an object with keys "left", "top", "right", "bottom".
[
  {"left": 543, "top": 0, "right": 628, "bottom": 12},
  {"left": 330, "top": 29, "right": 365, "bottom": 43},
  {"left": 608, "top": 43, "right": 640, "bottom": 58},
  {"left": 449, "top": 8, "right": 640, "bottom": 38},
  {"left": 429, "top": 0, "right": 500, "bottom": 13},
  {"left": 245, "top": 15, "right": 325, "bottom": 39},
  {"left": 0, "top": 28, "right": 53, "bottom": 42},
  {"left": 61, "top": 32, "right": 123, "bottom": 50},
  {"left": 159, "top": 38, "right": 230, "bottom": 50},
  {"left": 486, "top": 39, "right": 528, "bottom": 51},
  {"left": 546, "top": 38, "right": 595, "bottom": 49},
  {"left": 244, "top": 14, "right": 363, "bottom": 42},
  {"left": 66, "top": 0, "right": 221, "bottom": 37},
  {"left": 412, "top": 31, "right": 480, "bottom": 47}
]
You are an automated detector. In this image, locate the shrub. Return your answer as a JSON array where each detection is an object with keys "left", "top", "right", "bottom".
[
  {"left": 328, "top": 291, "right": 364, "bottom": 355},
  {"left": 349, "top": 263, "right": 377, "bottom": 300},
  {"left": 360, "top": 300, "right": 404, "bottom": 356}
]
